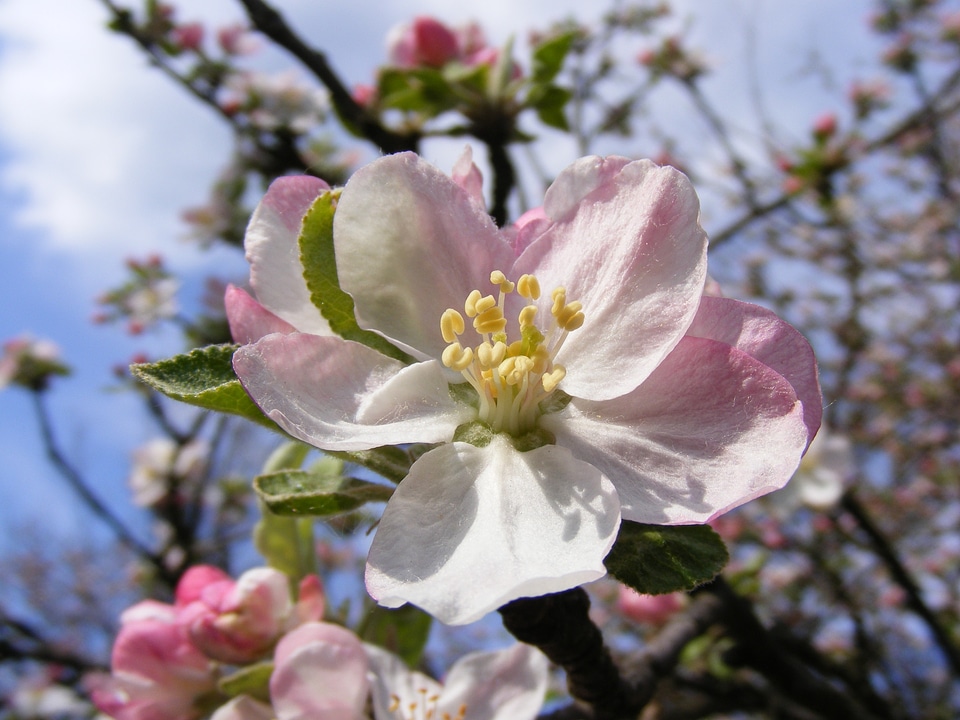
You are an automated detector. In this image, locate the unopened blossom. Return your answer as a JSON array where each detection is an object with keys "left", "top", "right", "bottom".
[
  {"left": 177, "top": 565, "right": 324, "bottom": 664},
  {"left": 91, "top": 600, "right": 217, "bottom": 720},
  {"left": 230, "top": 151, "right": 821, "bottom": 625},
  {"left": 387, "top": 16, "right": 461, "bottom": 68},
  {"left": 365, "top": 643, "right": 548, "bottom": 720}
]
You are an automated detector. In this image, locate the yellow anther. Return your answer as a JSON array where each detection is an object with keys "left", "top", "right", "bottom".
[
  {"left": 442, "top": 343, "right": 474, "bottom": 372},
  {"left": 499, "top": 356, "right": 533, "bottom": 385},
  {"left": 555, "top": 300, "right": 584, "bottom": 331},
  {"left": 551, "top": 287, "right": 567, "bottom": 316},
  {"left": 473, "top": 294, "right": 497, "bottom": 315},
  {"left": 464, "top": 289, "right": 483, "bottom": 317},
  {"left": 389, "top": 696, "right": 401, "bottom": 712},
  {"left": 474, "top": 306, "right": 507, "bottom": 335},
  {"left": 517, "top": 274, "right": 541, "bottom": 300},
  {"left": 477, "top": 341, "right": 506, "bottom": 368},
  {"left": 531, "top": 345, "right": 550, "bottom": 373},
  {"left": 440, "top": 309, "right": 465, "bottom": 343},
  {"left": 490, "top": 270, "right": 515, "bottom": 293},
  {"left": 542, "top": 365, "right": 566, "bottom": 393},
  {"left": 518, "top": 305, "right": 538, "bottom": 328}
]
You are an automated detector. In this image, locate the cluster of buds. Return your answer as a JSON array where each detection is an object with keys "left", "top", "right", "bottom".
[
  {"left": 91, "top": 566, "right": 325, "bottom": 720},
  {"left": 92, "top": 564, "right": 548, "bottom": 720},
  {"left": 0, "top": 336, "right": 70, "bottom": 392},
  {"left": 95, "top": 255, "right": 179, "bottom": 335},
  {"left": 637, "top": 36, "right": 707, "bottom": 83},
  {"left": 849, "top": 78, "right": 891, "bottom": 119},
  {"left": 128, "top": 438, "right": 210, "bottom": 508}
]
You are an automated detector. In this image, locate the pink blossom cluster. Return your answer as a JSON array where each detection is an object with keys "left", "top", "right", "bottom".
[
  {"left": 0, "top": 335, "right": 69, "bottom": 391},
  {"left": 93, "top": 563, "right": 548, "bottom": 720},
  {"left": 386, "top": 16, "right": 495, "bottom": 70},
  {"left": 92, "top": 565, "right": 324, "bottom": 720}
]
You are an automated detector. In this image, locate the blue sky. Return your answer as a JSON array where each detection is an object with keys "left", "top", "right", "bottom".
[{"left": 0, "top": 0, "right": 879, "bottom": 546}]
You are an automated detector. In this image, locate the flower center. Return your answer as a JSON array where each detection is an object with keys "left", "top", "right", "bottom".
[
  {"left": 440, "top": 270, "right": 584, "bottom": 436},
  {"left": 388, "top": 689, "right": 466, "bottom": 720}
]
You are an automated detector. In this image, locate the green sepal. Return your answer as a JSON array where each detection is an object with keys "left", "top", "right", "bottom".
[
  {"left": 254, "top": 470, "right": 394, "bottom": 517},
  {"left": 217, "top": 661, "right": 274, "bottom": 703},
  {"left": 531, "top": 31, "right": 576, "bottom": 84},
  {"left": 604, "top": 521, "right": 728, "bottom": 595},
  {"left": 377, "top": 67, "right": 460, "bottom": 115},
  {"left": 358, "top": 604, "right": 433, "bottom": 669},
  {"left": 130, "top": 345, "right": 276, "bottom": 430},
  {"left": 298, "top": 191, "right": 412, "bottom": 364}
]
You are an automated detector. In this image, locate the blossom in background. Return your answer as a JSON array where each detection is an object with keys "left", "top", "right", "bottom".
[
  {"left": 0, "top": 335, "right": 69, "bottom": 391},
  {"left": 128, "top": 438, "right": 209, "bottom": 508},
  {"left": 766, "top": 427, "right": 854, "bottom": 514},
  {"left": 95, "top": 255, "right": 179, "bottom": 335},
  {"left": 229, "top": 151, "right": 821, "bottom": 624},
  {"left": 9, "top": 673, "right": 92, "bottom": 719},
  {"left": 616, "top": 587, "right": 685, "bottom": 626},
  {"left": 222, "top": 71, "right": 328, "bottom": 134},
  {"left": 365, "top": 642, "right": 548, "bottom": 720},
  {"left": 385, "top": 16, "right": 511, "bottom": 72}
]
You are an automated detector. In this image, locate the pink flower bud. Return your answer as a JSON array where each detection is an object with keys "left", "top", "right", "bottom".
[
  {"left": 179, "top": 567, "right": 297, "bottom": 664},
  {"left": 218, "top": 24, "right": 256, "bottom": 56},
  {"left": 812, "top": 113, "right": 837, "bottom": 139},
  {"left": 171, "top": 23, "right": 204, "bottom": 52},
  {"left": 617, "top": 587, "right": 684, "bottom": 626},
  {"left": 388, "top": 16, "right": 460, "bottom": 68}
]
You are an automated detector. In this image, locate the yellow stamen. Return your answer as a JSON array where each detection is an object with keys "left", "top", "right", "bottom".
[
  {"left": 439, "top": 271, "right": 584, "bottom": 435},
  {"left": 440, "top": 309, "right": 465, "bottom": 343}
]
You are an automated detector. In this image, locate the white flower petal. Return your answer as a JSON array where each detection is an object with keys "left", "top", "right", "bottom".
[
  {"left": 364, "top": 644, "right": 443, "bottom": 720},
  {"left": 233, "top": 333, "right": 472, "bottom": 451},
  {"left": 334, "top": 152, "right": 515, "bottom": 361},
  {"left": 440, "top": 644, "right": 548, "bottom": 720},
  {"left": 543, "top": 335, "right": 809, "bottom": 524},
  {"left": 246, "top": 176, "right": 331, "bottom": 336},
  {"left": 365, "top": 436, "right": 620, "bottom": 625}
]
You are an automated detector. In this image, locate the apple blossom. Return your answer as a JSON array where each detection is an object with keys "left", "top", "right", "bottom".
[
  {"left": 365, "top": 643, "right": 548, "bottom": 720},
  {"left": 128, "top": 438, "right": 209, "bottom": 508},
  {"left": 616, "top": 587, "right": 685, "bottom": 626},
  {"left": 91, "top": 600, "right": 217, "bottom": 720},
  {"left": 230, "top": 151, "right": 821, "bottom": 625},
  {"left": 177, "top": 566, "right": 325, "bottom": 664},
  {"left": 387, "top": 17, "right": 461, "bottom": 68},
  {"left": 0, "top": 335, "right": 69, "bottom": 391}
]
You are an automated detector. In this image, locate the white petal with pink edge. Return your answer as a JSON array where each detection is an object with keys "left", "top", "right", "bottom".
[
  {"left": 245, "top": 176, "right": 331, "bottom": 337},
  {"left": 233, "top": 333, "right": 472, "bottom": 451}
]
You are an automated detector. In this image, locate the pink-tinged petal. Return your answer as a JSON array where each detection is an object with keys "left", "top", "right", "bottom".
[
  {"left": 542, "top": 335, "right": 809, "bottom": 524},
  {"left": 120, "top": 600, "right": 178, "bottom": 625},
  {"left": 271, "top": 622, "right": 368, "bottom": 720},
  {"left": 294, "top": 575, "right": 325, "bottom": 624},
  {"left": 685, "top": 296, "right": 822, "bottom": 445},
  {"left": 515, "top": 159, "right": 707, "bottom": 401},
  {"left": 210, "top": 697, "right": 274, "bottom": 720},
  {"left": 334, "top": 152, "right": 515, "bottom": 361},
  {"left": 440, "top": 644, "right": 548, "bottom": 720},
  {"left": 541, "top": 155, "right": 633, "bottom": 222},
  {"left": 225, "top": 285, "right": 296, "bottom": 344},
  {"left": 365, "top": 436, "right": 620, "bottom": 625},
  {"left": 174, "top": 566, "right": 231, "bottom": 607},
  {"left": 245, "top": 176, "right": 331, "bottom": 336},
  {"left": 450, "top": 145, "right": 485, "bottom": 209},
  {"left": 233, "top": 333, "right": 472, "bottom": 451},
  {"left": 504, "top": 206, "right": 549, "bottom": 257}
]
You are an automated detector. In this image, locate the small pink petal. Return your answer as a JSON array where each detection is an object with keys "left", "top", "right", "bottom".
[{"left": 225, "top": 285, "right": 296, "bottom": 344}]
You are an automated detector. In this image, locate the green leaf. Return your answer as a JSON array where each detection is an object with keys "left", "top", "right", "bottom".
[
  {"left": 298, "top": 192, "right": 412, "bottom": 363},
  {"left": 377, "top": 68, "right": 460, "bottom": 115},
  {"left": 532, "top": 31, "right": 576, "bottom": 84},
  {"left": 604, "top": 521, "right": 728, "bottom": 595},
  {"left": 254, "top": 470, "right": 394, "bottom": 516},
  {"left": 358, "top": 604, "right": 432, "bottom": 668},
  {"left": 130, "top": 345, "right": 276, "bottom": 430},
  {"left": 529, "top": 84, "right": 571, "bottom": 131},
  {"left": 218, "top": 662, "right": 273, "bottom": 702}
]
